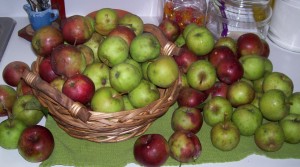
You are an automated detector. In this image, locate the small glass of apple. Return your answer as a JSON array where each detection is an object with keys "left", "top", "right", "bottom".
[{"left": 163, "top": 0, "right": 207, "bottom": 31}]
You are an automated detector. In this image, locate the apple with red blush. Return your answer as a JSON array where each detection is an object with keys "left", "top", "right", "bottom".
[
  {"left": 208, "top": 46, "right": 236, "bottom": 67},
  {"left": 39, "top": 57, "right": 59, "bottom": 83},
  {"left": 158, "top": 19, "right": 180, "bottom": 42},
  {"left": 16, "top": 80, "right": 33, "bottom": 96},
  {"left": 18, "top": 125, "right": 54, "bottom": 162},
  {"left": 216, "top": 58, "right": 244, "bottom": 85},
  {"left": 31, "top": 26, "right": 64, "bottom": 56},
  {"left": 2, "top": 61, "right": 30, "bottom": 87},
  {"left": 62, "top": 74, "right": 95, "bottom": 105},
  {"left": 173, "top": 47, "right": 200, "bottom": 73},
  {"left": 61, "top": 15, "right": 94, "bottom": 45},
  {"left": 237, "top": 33, "right": 263, "bottom": 58},
  {"left": 177, "top": 87, "right": 207, "bottom": 108},
  {"left": 0, "top": 85, "right": 17, "bottom": 116},
  {"left": 133, "top": 134, "right": 169, "bottom": 167},
  {"left": 260, "top": 39, "right": 270, "bottom": 58},
  {"left": 108, "top": 25, "right": 136, "bottom": 46},
  {"left": 51, "top": 44, "right": 87, "bottom": 78},
  {"left": 168, "top": 131, "right": 202, "bottom": 163},
  {"left": 171, "top": 106, "right": 203, "bottom": 134},
  {"left": 205, "top": 81, "right": 229, "bottom": 98}
]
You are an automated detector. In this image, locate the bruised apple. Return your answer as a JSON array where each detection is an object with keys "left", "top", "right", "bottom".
[
  {"left": 51, "top": 44, "right": 86, "bottom": 78},
  {"left": 31, "top": 26, "right": 64, "bottom": 56}
]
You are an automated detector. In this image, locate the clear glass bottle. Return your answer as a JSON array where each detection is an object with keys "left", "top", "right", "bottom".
[
  {"left": 163, "top": 0, "right": 207, "bottom": 31},
  {"left": 206, "top": 0, "right": 272, "bottom": 39}
]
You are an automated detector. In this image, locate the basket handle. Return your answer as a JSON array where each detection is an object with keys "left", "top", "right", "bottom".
[
  {"left": 21, "top": 69, "right": 91, "bottom": 122},
  {"left": 144, "top": 24, "right": 182, "bottom": 56}
]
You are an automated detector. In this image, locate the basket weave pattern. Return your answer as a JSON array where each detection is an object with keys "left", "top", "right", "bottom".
[{"left": 22, "top": 24, "right": 182, "bottom": 143}]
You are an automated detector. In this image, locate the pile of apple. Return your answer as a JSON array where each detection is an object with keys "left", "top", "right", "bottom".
[
  {"left": 132, "top": 18, "right": 300, "bottom": 166},
  {"left": 0, "top": 62, "right": 54, "bottom": 162}
]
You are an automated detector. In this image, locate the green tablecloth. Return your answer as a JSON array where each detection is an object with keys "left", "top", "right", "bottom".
[{"left": 40, "top": 103, "right": 300, "bottom": 167}]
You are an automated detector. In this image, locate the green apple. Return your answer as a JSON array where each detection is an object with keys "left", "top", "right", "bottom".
[
  {"left": 210, "top": 121, "right": 240, "bottom": 151},
  {"left": 187, "top": 60, "right": 216, "bottom": 91},
  {"left": 141, "top": 61, "right": 152, "bottom": 80},
  {"left": 147, "top": 56, "right": 179, "bottom": 88},
  {"left": 252, "top": 72, "right": 271, "bottom": 93},
  {"left": 251, "top": 92, "right": 263, "bottom": 108},
  {"left": 83, "top": 62, "right": 111, "bottom": 90},
  {"left": 214, "top": 36, "right": 237, "bottom": 54},
  {"left": 95, "top": 8, "right": 118, "bottom": 35},
  {"left": 263, "top": 72, "right": 294, "bottom": 97},
  {"left": 182, "top": 23, "right": 199, "bottom": 39},
  {"left": 50, "top": 77, "right": 66, "bottom": 92},
  {"left": 279, "top": 114, "right": 300, "bottom": 144},
  {"left": 0, "top": 119, "right": 27, "bottom": 149},
  {"left": 98, "top": 36, "right": 129, "bottom": 67},
  {"left": 288, "top": 92, "right": 300, "bottom": 115},
  {"left": 77, "top": 44, "right": 94, "bottom": 65},
  {"left": 239, "top": 55, "right": 265, "bottom": 80},
  {"left": 123, "top": 95, "right": 135, "bottom": 110},
  {"left": 109, "top": 62, "right": 142, "bottom": 93},
  {"left": 185, "top": 26, "right": 215, "bottom": 56},
  {"left": 12, "top": 95, "right": 44, "bottom": 126},
  {"left": 264, "top": 58, "right": 273, "bottom": 73},
  {"left": 254, "top": 122, "right": 285, "bottom": 152},
  {"left": 227, "top": 80, "right": 255, "bottom": 107},
  {"left": 259, "top": 89, "right": 289, "bottom": 121},
  {"left": 128, "top": 79, "right": 160, "bottom": 108},
  {"left": 174, "top": 33, "right": 185, "bottom": 47},
  {"left": 203, "top": 96, "right": 233, "bottom": 127},
  {"left": 118, "top": 13, "right": 144, "bottom": 36},
  {"left": 232, "top": 104, "right": 263, "bottom": 136},
  {"left": 130, "top": 33, "right": 160, "bottom": 63},
  {"left": 91, "top": 87, "right": 124, "bottom": 113},
  {"left": 124, "top": 58, "right": 143, "bottom": 75},
  {"left": 83, "top": 32, "right": 105, "bottom": 62}
]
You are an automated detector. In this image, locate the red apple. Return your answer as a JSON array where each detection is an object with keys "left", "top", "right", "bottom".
[
  {"left": 108, "top": 25, "right": 136, "bottom": 46},
  {"left": 177, "top": 87, "right": 207, "bottom": 108},
  {"left": 39, "top": 57, "right": 59, "bottom": 83},
  {"left": 208, "top": 46, "right": 237, "bottom": 67},
  {"left": 62, "top": 74, "right": 95, "bottom": 105},
  {"left": 216, "top": 58, "right": 244, "bottom": 85},
  {"left": 0, "top": 85, "right": 17, "bottom": 116},
  {"left": 205, "top": 81, "right": 229, "bottom": 98},
  {"left": 51, "top": 44, "right": 87, "bottom": 78},
  {"left": 173, "top": 47, "right": 200, "bottom": 73},
  {"left": 31, "top": 26, "right": 64, "bottom": 56},
  {"left": 133, "top": 134, "right": 169, "bottom": 167},
  {"left": 61, "top": 15, "right": 94, "bottom": 45},
  {"left": 158, "top": 19, "right": 180, "bottom": 42},
  {"left": 237, "top": 33, "right": 263, "bottom": 58},
  {"left": 2, "top": 61, "right": 30, "bottom": 87},
  {"left": 171, "top": 106, "right": 203, "bottom": 134},
  {"left": 168, "top": 131, "right": 202, "bottom": 163},
  {"left": 18, "top": 125, "right": 54, "bottom": 162}
]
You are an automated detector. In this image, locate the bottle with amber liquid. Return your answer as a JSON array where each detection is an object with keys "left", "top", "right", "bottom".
[{"left": 163, "top": 0, "right": 207, "bottom": 31}]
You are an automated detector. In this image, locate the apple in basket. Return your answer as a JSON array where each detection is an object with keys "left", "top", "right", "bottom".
[
  {"left": 2, "top": 61, "right": 30, "bottom": 87},
  {"left": 158, "top": 18, "right": 180, "bottom": 42},
  {"left": 0, "top": 84, "right": 17, "bottom": 116},
  {"left": 61, "top": 15, "right": 94, "bottom": 45},
  {"left": 108, "top": 25, "right": 136, "bottom": 46},
  {"left": 94, "top": 8, "right": 118, "bottom": 36},
  {"left": 62, "top": 74, "right": 95, "bottom": 105},
  {"left": 39, "top": 56, "right": 59, "bottom": 83},
  {"left": 31, "top": 26, "right": 64, "bottom": 56},
  {"left": 18, "top": 125, "right": 54, "bottom": 162},
  {"left": 50, "top": 44, "right": 87, "bottom": 78},
  {"left": 77, "top": 44, "right": 95, "bottom": 65},
  {"left": 134, "top": 134, "right": 170, "bottom": 167},
  {"left": 118, "top": 13, "right": 144, "bottom": 36}
]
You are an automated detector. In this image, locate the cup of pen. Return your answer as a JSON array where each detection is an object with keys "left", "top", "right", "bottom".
[{"left": 23, "top": 4, "right": 59, "bottom": 31}]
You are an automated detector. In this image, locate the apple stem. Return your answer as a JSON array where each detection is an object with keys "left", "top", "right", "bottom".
[{"left": 179, "top": 162, "right": 182, "bottom": 167}]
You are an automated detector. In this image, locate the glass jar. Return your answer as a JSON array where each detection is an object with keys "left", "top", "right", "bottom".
[
  {"left": 163, "top": 0, "right": 207, "bottom": 31},
  {"left": 206, "top": 0, "right": 272, "bottom": 39}
]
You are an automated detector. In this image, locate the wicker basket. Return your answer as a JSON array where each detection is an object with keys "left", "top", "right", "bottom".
[{"left": 21, "top": 24, "right": 183, "bottom": 143}]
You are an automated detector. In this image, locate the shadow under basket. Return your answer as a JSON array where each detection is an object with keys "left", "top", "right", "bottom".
[{"left": 22, "top": 24, "right": 183, "bottom": 143}]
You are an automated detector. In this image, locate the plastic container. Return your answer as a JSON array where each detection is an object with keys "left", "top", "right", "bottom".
[
  {"left": 163, "top": 0, "right": 207, "bottom": 31},
  {"left": 268, "top": 0, "right": 300, "bottom": 53},
  {"left": 206, "top": 0, "right": 272, "bottom": 39}
]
